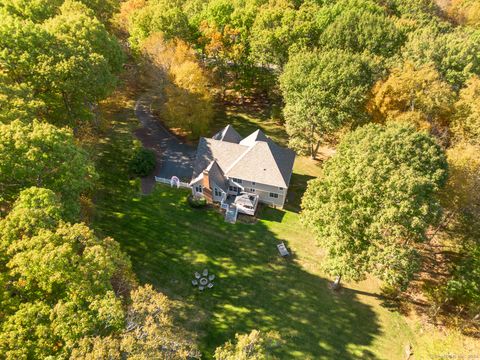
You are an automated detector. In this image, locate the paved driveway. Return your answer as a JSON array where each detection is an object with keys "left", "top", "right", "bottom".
[{"left": 134, "top": 98, "right": 195, "bottom": 193}]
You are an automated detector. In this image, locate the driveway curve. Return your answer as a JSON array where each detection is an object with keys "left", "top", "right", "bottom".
[{"left": 134, "top": 97, "right": 195, "bottom": 194}]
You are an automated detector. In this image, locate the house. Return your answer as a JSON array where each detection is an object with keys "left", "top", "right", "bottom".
[{"left": 189, "top": 125, "right": 296, "bottom": 213}]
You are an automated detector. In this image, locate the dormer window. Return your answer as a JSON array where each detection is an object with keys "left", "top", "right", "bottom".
[{"left": 232, "top": 178, "right": 242, "bottom": 184}]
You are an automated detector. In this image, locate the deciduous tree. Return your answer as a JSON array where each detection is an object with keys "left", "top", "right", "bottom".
[
  {"left": 142, "top": 34, "right": 213, "bottom": 139},
  {"left": 301, "top": 123, "right": 448, "bottom": 288},
  {"left": 214, "top": 330, "right": 281, "bottom": 360},
  {"left": 71, "top": 284, "right": 199, "bottom": 359},
  {"left": 0, "top": 188, "right": 133, "bottom": 358},
  {"left": 0, "top": 120, "right": 96, "bottom": 218},
  {"left": 369, "top": 62, "right": 455, "bottom": 131},
  {"left": 280, "top": 49, "right": 378, "bottom": 157},
  {"left": 451, "top": 76, "right": 480, "bottom": 145}
]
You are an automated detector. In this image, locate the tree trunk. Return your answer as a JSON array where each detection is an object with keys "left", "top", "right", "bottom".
[{"left": 332, "top": 275, "right": 342, "bottom": 290}]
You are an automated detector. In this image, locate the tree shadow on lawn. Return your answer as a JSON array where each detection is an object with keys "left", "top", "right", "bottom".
[
  {"left": 285, "top": 173, "right": 317, "bottom": 213},
  {"left": 95, "top": 186, "right": 381, "bottom": 359}
]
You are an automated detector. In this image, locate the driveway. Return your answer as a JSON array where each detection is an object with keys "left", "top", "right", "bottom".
[{"left": 134, "top": 97, "right": 195, "bottom": 193}]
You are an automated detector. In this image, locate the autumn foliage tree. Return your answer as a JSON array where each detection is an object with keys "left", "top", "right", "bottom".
[
  {"left": 451, "top": 76, "right": 480, "bottom": 145},
  {"left": 142, "top": 33, "right": 213, "bottom": 139},
  {"left": 369, "top": 62, "right": 455, "bottom": 133}
]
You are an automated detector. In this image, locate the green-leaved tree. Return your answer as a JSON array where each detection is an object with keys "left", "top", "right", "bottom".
[{"left": 301, "top": 123, "right": 448, "bottom": 288}]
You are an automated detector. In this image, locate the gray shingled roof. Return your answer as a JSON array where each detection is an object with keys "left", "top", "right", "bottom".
[
  {"left": 226, "top": 141, "right": 295, "bottom": 188},
  {"left": 191, "top": 126, "right": 295, "bottom": 188},
  {"left": 212, "top": 124, "right": 242, "bottom": 143},
  {"left": 191, "top": 137, "right": 248, "bottom": 179}
]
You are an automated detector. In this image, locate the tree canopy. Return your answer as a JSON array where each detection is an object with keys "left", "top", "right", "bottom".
[
  {"left": 0, "top": 120, "right": 96, "bottom": 218},
  {"left": 280, "top": 49, "right": 379, "bottom": 156},
  {"left": 0, "top": 0, "right": 124, "bottom": 125},
  {"left": 369, "top": 62, "right": 455, "bottom": 132},
  {"left": 0, "top": 187, "right": 133, "bottom": 359},
  {"left": 301, "top": 123, "right": 448, "bottom": 288}
]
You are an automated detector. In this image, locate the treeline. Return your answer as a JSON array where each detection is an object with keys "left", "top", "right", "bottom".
[{"left": 0, "top": 1, "right": 275, "bottom": 358}]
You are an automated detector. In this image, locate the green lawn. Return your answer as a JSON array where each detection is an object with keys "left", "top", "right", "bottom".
[{"left": 92, "top": 93, "right": 479, "bottom": 359}]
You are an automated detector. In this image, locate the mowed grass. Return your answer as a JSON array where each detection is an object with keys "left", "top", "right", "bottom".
[{"left": 93, "top": 93, "right": 479, "bottom": 359}]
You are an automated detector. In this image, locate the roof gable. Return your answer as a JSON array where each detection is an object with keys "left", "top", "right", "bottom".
[
  {"left": 239, "top": 129, "right": 269, "bottom": 147},
  {"left": 212, "top": 124, "right": 242, "bottom": 143}
]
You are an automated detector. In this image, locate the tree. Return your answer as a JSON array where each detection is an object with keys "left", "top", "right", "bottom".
[
  {"left": 451, "top": 76, "right": 480, "bottom": 145},
  {"left": 316, "top": 0, "right": 404, "bottom": 58},
  {"left": 141, "top": 34, "right": 214, "bottom": 139},
  {"left": 0, "top": 187, "right": 134, "bottom": 358},
  {"left": 214, "top": 330, "right": 281, "bottom": 360},
  {"left": 279, "top": 49, "right": 378, "bottom": 157},
  {"left": 402, "top": 26, "right": 480, "bottom": 90},
  {"left": 449, "top": 0, "right": 480, "bottom": 27},
  {"left": 436, "top": 144, "right": 480, "bottom": 320},
  {"left": 369, "top": 62, "right": 455, "bottom": 132},
  {"left": 127, "top": 0, "right": 192, "bottom": 48},
  {"left": 0, "top": 0, "right": 120, "bottom": 23},
  {"left": 301, "top": 123, "right": 448, "bottom": 288},
  {"left": 248, "top": 0, "right": 323, "bottom": 68},
  {"left": 0, "top": 2, "right": 124, "bottom": 125},
  {"left": 0, "top": 120, "right": 96, "bottom": 219},
  {"left": 0, "top": 71, "right": 45, "bottom": 124},
  {"left": 71, "top": 285, "right": 199, "bottom": 359}
]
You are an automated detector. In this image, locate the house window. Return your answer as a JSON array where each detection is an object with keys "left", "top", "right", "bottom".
[
  {"left": 229, "top": 186, "right": 238, "bottom": 192},
  {"left": 269, "top": 192, "right": 279, "bottom": 199},
  {"left": 195, "top": 185, "right": 203, "bottom": 193},
  {"left": 248, "top": 188, "right": 255, "bottom": 193},
  {"left": 252, "top": 182, "right": 256, "bottom": 185},
  {"left": 214, "top": 188, "right": 221, "bottom": 197},
  {"left": 278, "top": 187, "right": 283, "bottom": 190},
  {"left": 232, "top": 178, "right": 242, "bottom": 184}
]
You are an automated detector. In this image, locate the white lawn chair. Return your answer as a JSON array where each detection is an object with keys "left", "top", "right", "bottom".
[
  {"left": 208, "top": 274, "right": 215, "bottom": 281},
  {"left": 199, "top": 285, "right": 205, "bottom": 291},
  {"left": 202, "top": 269, "right": 208, "bottom": 277},
  {"left": 192, "top": 279, "right": 198, "bottom": 286},
  {"left": 207, "top": 283, "right": 214, "bottom": 289},
  {"left": 277, "top": 242, "right": 290, "bottom": 257},
  {"left": 194, "top": 272, "right": 201, "bottom": 279}
]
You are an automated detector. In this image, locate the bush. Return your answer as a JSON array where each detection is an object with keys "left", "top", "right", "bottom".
[
  {"left": 129, "top": 148, "right": 156, "bottom": 177},
  {"left": 187, "top": 194, "right": 207, "bottom": 208}
]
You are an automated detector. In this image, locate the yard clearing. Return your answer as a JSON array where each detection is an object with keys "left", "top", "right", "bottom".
[{"left": 92, "top": 91, "right": 479, "bottom": 359}]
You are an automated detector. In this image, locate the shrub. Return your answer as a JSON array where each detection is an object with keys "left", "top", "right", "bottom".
[
  {"left": 129, "top": 148, "right": 156, "bottom": 177},
  {"left": 187, "top": 194, "right": 207, "bottom": 208}
]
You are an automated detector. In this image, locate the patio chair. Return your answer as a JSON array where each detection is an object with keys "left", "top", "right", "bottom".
[
  {"left": 277, "top": 242, "right": 290, "bottom": 257},
  {"left": 198, "top": 285, "right": 205, "bottom": 291},
  {"left": 207, "top": 283, "right": 214, "bottom": 288},
  {"left": 202, "top": 269, "right": 208, "bottom": 277},
  {"left": 194, "top": 272, "right": 201, "bottom": 279},
  {"left": 192, "top": 280, "right": 198, "bottom": 286},
  {"left": 208, "top": 274, "right": 215, "bottom": 281}
]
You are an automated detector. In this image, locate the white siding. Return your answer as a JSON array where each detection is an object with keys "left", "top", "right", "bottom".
[{"left": 227, "top": 178, "right": 287, "bottom": 208}]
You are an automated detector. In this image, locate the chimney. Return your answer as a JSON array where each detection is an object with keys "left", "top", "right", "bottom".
[{"left": 202, "top": 169, "right": 213, "bottom": 202}]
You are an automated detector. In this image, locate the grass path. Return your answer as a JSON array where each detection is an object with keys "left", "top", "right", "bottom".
[{"left": 92, "top": 92, "right": 479, "bottom": 359}]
